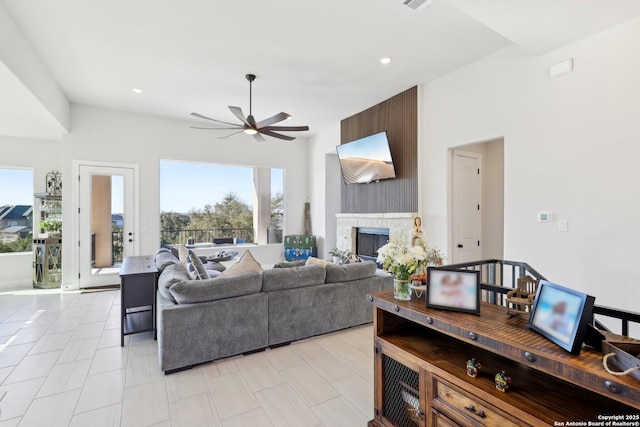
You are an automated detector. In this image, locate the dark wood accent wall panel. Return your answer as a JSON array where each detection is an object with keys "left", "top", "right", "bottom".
[{"left": 340, "top": 86, "right": 418, "bottom": 213}]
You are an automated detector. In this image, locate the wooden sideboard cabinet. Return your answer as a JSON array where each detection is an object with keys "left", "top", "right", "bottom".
[{"left": 367, "top": 290, "right": 640, "bottom": 427}]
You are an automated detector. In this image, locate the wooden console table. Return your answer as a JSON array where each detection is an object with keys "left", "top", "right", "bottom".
[
  {"left": 368, "top": 290, "right": 640, "bottom": 426},
  {"left": 120, "top": 256, "right": 157, "bottom": 346}
]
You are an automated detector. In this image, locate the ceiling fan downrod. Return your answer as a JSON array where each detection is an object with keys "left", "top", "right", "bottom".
[{"left": 246, "top": 74, "right": 256, "bottom": 118}]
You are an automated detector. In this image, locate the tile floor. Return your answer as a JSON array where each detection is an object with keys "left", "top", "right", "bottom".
[{"left": 0, "top": 289, "right": 375, "bottom": 426}]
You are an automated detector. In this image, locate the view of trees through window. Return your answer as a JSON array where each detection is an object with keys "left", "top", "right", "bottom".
[
  {"left": 160, "top": 160, "right": 284, "bottom": 246},
  {"left": 0, "top": 168, "right": 34, "bottom": 253}
]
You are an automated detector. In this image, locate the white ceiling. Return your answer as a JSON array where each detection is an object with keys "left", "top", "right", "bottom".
[{"left": 2, "top": 0, "right": 640, "bottom": 141}]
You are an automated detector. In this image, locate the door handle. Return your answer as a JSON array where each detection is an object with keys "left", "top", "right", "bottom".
[{"left": 457, "top": 244, "right": 463, "bottom": 248}]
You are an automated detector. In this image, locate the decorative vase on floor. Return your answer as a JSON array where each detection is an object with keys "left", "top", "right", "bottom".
[{"left": 393, "top": 277, "right": 411, "bottom": 301}]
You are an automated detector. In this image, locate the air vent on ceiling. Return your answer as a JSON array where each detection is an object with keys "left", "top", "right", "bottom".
[{"left": 399, "top": 0, "right": 439, "bottom": 11}]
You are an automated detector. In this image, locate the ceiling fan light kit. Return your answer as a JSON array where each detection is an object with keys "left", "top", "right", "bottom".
[{"left": 190, "top": 74, "right": 309, "bottom": 141}]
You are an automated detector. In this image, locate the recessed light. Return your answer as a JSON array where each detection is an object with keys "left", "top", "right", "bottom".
[
  {"left": 380, "top": 57, "right": 392, "bottom": 65},
  {"left": 132, "top": 88, "right": 143, "bottom": 94}
]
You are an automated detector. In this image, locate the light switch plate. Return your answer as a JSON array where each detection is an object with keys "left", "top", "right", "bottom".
[{"left": 558, "top": 220, "right": 568, "bottom": 232}]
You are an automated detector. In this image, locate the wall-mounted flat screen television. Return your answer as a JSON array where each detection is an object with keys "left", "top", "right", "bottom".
[
  {"left": 528, "top": 280, "right": 596, "bottom": 354},
  {"left": 336, "top": 131, "right": 396, "bottom": 184}
]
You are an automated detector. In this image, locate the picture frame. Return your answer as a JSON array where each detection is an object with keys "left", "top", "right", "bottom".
[
  {"left": 528, "top": 280, "right": 596, "bottom": 354},
  {"left": 426, "top": 268, "right": 481, "bottom": 315}
]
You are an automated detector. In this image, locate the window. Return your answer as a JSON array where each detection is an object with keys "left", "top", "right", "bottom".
[
  {"left": 159, "top": 160, "right": 284, "bottom": 246},
  {"left": 0, "top": 168, "right": 34, "bottom": 253}
]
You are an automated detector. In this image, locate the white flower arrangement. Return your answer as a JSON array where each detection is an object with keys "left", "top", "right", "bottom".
[{"left": 376, "top": 237, "right": 428, "bottom": 281}]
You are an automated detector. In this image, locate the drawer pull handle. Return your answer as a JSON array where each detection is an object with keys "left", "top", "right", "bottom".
[
  {"left": 468, "top": 331, "right": 478, "bottom": 341},
  {"left": 425, "top": 316, "right": 433, "bottom": 324},
  {"left": 393, "top": 305, "right": 400, "bottom": 312},
  {"left": 465, "top": 405, "right": 486, "bottom": 419},
  {"left": 524, "top": 351, "right": 537, "bottom": 362},
  {"left": 367, "top": 295, "right": 373, "bottom": 302}
]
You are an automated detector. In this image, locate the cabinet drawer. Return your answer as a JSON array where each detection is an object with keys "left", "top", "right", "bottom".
[{"left": 432, "top": 377, "right": 522, "bottom": 427}]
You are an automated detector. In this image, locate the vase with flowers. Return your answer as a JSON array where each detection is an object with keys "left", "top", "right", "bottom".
[{"left": 377, "top": 237, "right": 428, "bottom": 300}]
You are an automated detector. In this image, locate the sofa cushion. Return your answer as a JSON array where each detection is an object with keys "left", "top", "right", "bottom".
[
  {"left": 208, "top": 269, "right": 222, "bottom": 278},
  {"left": 169, "top": 271, "right": 262, "bottom": 304},
  {"left": 158, "top": 263, "right": 190, "bottom": 303},
  {"left": 188, "top": 249, "right": 209, "bottom": 280},
  {"left": 222, "top": 250, "right": 263, "bottom": 277},
  {"left": 205, "top": 261, "right": 226, "bottom": 272},
  {"left": 325, "top": 261, "right": 377, "bottom": 283},
  {"left": 305, "top": 256, "right": 331, "bottom": 266},
  {"left": 273, "top": 260, "right": 306, "bottom": 269},
  {"left": 262, "top": 264, "right": 326, "bottom": 292},
  {"left": 155, "top": 251, "right": 181, "bottom": 273}
]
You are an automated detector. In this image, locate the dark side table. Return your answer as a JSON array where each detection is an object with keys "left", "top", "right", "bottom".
[{"left": 120, "top": 255, "right": 158, "bottom": 346}]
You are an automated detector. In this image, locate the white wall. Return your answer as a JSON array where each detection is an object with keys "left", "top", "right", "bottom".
[
  {"left": 0, "top": 135, "right": 62, "bottom": 290},
  {"left": 308, "top": 123, "right": 341, "bottom": 259},
  {"left": 422, "top": 16, "right": 640, "bottom": 321},
  {"left": 61, "top": 105, "right": 309, "bottom": 288}
]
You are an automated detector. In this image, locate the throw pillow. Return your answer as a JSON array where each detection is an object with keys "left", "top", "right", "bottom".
[
  {"left": 188, "top": 249, "right": 209, "bottom": 280},
  {"left": 176, "top": 244, "right": 189, "bottom": 268},
  {"left": 208, "top": 269, "right": 222, "bottom": 278},
  {"left": 222, "top": 250, "right": 263, "bottom": 277},
  {"left": 274, "top": 260, "right": 306, "bottom": 268},
  {"left": 305, "top": 256, "right": 331, "bottom": 267},
  {"left": 205, "top": 261, "right": 226, "bottom": 272}
]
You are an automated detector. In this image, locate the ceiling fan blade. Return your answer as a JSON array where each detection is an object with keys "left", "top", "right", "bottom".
[
  {"left": 256, "top": 112, "right": 290, "bottom": 129},
  {"left": 228, "top": 106, "right": 250, "bottom": 126},
  {"left": 252, "top": 133, "right": 266, "bottom": 142},
  {"left": 191, "top": 126, "right": 243, "bottom": 130},
  {"left": 259, "top": 130, "right": 296, "bottom": 141},
  {"left": 190, "top": 112, "right": 240, "bottom": 127},
  {"left": 262, "top": 125, "right": 309, "bottom": 132},
  {"left": 219, "top": 130, "right": 246, "bottom": 139}
]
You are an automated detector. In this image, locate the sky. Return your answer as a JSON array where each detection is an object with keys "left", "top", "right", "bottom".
[
  {"left": 0, "top": 168, "right": 33, "bottom": 205},
  {"left": 160, "top": 160, "right": 283, "bottom": 213},
  {"left": 337, "top": 131, "right": 393, "bottom": 162}
]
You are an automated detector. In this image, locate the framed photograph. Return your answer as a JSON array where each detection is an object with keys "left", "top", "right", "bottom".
[
  {"left": 426, "top": 268, "right": 481, "bottom": 315},
  {"left": 528, "top": 280, "right": 595, "bottom": 354}
]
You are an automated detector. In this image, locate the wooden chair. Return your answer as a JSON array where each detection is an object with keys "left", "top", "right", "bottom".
[{"left": 506, "top": 275, "right": 539, "bottom": 316}]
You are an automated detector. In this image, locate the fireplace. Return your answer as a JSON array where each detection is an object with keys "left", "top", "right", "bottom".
[
  {"left": 336, "top": 212, "right": 417, "bottom": 261},
  {"left": 356, "top": 228, "right": 389, "bottom": 261}
]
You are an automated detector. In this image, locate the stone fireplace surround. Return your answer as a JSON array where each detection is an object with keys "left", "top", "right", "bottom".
[{"left": 336, "top": 212, "right": 418, "bottom": 256}]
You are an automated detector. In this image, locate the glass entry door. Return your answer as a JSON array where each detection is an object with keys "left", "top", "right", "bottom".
[{"left": 78, "top": 165, "right": 135, "bottom": 288}]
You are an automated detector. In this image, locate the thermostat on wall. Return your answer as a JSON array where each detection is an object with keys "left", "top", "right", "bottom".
[{"left": 538, "top": 212, "right": 552, "bottom": 222}]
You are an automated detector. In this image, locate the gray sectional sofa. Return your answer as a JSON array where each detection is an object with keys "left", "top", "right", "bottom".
[{"left": 154, "top": 249, "right": 393, "bottom": 374}]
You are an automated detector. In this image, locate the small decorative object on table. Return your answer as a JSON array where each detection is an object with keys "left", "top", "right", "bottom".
[
  {"left": 495, "top": 370, "right": 511, "bottom": 392},
  {"left": 506, "top": 275, "right": 539, "bottom": 316},
  {"left": 602, "top": 341, "right": 640, "bottom": 381},
  {"left": 466, "top": 358, "right": 481, "bottom": 378}
]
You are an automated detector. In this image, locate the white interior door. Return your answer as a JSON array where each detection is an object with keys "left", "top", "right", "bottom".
[
  {"left": 78, "top": 165, "right": 135, "bottom": 287},
  {"left": 452, "top": 150, "right": 481, "bottom": 263}
]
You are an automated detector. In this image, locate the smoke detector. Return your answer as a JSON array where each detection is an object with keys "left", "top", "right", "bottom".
[{"left": 399, "top": 0, "right": 439, "bottom": 12}]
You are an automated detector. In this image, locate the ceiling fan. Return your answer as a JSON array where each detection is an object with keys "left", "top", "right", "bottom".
[{"left": 190, "top": 74, "right": 309, "bottom": 142}]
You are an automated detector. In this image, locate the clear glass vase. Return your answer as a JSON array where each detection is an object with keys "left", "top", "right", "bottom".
[{"left": 393, "top": 277, "right": 411, "bottom": 301}]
